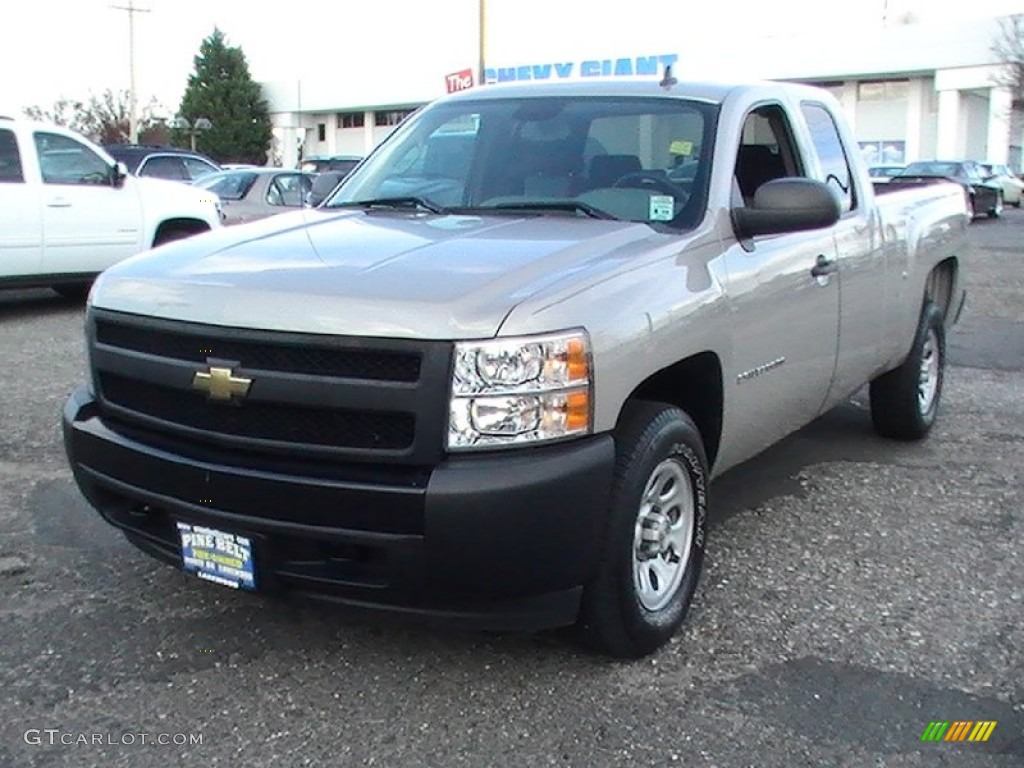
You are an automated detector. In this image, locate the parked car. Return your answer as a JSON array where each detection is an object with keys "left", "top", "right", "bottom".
[
  {"left": 0, "top": 117, "right": 221, "bottom": 296},
  {"left": 888, "top": 160, "right": 1003, "bottom": 218},
  {"left": 103, "top": 144, "right": 220, "bottom": 183},
  {"left": 193, "top": 168, "right": 315, "bottom": 225},
  {"left": 64, "top": 79, "right": 970, "bottom": 658},
  {"left": 299, "top": 154, "right": 362, "bottom": 175},
  {"left": 306, "top": 170, "right": 348, "bottom": 207},
  {"left": 867, "top": 164, "right": 905, "bottom": 183},
  {"left": 979, "top": 162, "right": 1024, "bottom": 207}
]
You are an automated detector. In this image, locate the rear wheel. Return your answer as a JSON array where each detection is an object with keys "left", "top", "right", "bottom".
[
  {"left": 869, "top": 300, "right": 945, "bottom": 440},
  {"left": 579, "top": 401, "right": 709, "bottom": 658},
  {"left": 153, "top": 226, "right": 202, "bottom": 247}
]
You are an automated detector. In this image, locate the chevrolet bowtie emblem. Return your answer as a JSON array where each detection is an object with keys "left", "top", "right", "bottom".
[{"left": 192, "top": 366, "right": 252, "bottom": 401}]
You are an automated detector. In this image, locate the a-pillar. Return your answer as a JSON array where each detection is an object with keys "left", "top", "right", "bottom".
[{"left": 936, "top": 89, "right": 961, "bottom": 159}]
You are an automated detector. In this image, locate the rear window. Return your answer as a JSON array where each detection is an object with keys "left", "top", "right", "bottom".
[{"left": 902, "top": 162, "right": 961, "bottom": 177}]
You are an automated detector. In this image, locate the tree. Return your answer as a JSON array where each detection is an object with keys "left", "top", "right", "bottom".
[
  {"left": 991, "top": 14, "right": 1024, "bottom": 170},
  {"left": 991, "top": 14, "right": 1024, "bottom": 109},
  {"left": 173, "top": 28, "right": 273, "bottom": 164},
  {"left": 24, "top": 90, "right": 162, "bottom": 144}
]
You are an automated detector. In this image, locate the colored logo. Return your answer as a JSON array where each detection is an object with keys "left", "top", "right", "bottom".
[{"left": 921, "top": 721, "right": 997, "bottom": 742}]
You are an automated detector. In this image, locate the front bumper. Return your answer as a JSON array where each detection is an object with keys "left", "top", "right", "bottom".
[{"left": 63, "top": 386, "right": 615, "bottom": 631}]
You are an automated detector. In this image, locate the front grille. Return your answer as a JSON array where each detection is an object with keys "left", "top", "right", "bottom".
[
  {"left": 99, "top": 373, "right": 415, "bottom": 450},
  {"left": 89, "top": 310, "right": 453, "bottom": 465},
  {"left": 95, "top": 317, "right": 422, "bottom": 382}
]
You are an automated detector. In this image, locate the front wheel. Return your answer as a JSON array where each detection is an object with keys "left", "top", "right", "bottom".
[
  {"left": 987, "top": 192, "right": 1003, "bottom": 218},
  {"left": 579, "top": 402, "right": 709, "bottom": 658},
  {"left": 869, "top": 300, "right": 946, "bottom": 440}
]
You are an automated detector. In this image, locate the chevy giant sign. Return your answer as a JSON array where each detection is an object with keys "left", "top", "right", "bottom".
[{"left": 484, "top": 53, "right": 678, "bottom": 84}]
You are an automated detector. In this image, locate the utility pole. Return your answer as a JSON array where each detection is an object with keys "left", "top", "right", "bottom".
[
  {"left": 111, "top": 0, "right": 150, "bottom": 143},
  {"left": 478, "top": 0, "right": 486, "bottom": 87}
]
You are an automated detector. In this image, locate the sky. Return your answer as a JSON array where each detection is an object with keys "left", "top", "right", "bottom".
[{"left": 3, "top": 0, "right": 1024, "bottom": 118}]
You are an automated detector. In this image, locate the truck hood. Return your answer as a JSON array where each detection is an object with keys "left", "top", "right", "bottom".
[
  {"left": 90, "top": 208, "right": 665, "bottom": 339},
  {"left": 132, "top": 175, "right": 221, "bottom": 222}
]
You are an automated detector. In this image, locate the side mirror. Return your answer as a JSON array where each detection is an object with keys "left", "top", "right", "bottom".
[
  {"left": 731, "top": 178, "right": 841, "bottom": 238},
  {"left": 111, "top": 161, "right": 129, "bottom": 188}
]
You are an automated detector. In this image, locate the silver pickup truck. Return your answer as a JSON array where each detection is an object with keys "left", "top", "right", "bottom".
[{"left": 62, "top": 79, "right": 969, "bottom": 657}]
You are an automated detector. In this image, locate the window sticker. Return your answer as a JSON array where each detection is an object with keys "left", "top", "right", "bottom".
[
  {"left": 649, "top": 195, "right": 675, "bottom": 221},
  {"left": 669, "top": 140, "right": 694, "bottom": 156}
]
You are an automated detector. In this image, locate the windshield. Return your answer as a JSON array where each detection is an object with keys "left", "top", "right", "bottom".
[
  {"left": 327, "top": 96, "right": 718, "bottom": 230},
  {"left": 194, "top": 170, "right": 259, "bottom": 200}
]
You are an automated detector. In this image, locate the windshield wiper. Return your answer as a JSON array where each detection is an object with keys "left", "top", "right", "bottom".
[
  {"left": 334, "top": 197, "right": 449, "bottom": 214},
  {"left": 465, "top": 201, "right": 616, "bottom": 220}
]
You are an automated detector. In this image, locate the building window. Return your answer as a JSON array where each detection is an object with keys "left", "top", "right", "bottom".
[
  {"left": 374, "top": 109, "right": 415, "bottom": 127},
  {"left": 317, "top": 123, "right": 326, "bottom": 142},
  {"left": 857, "top": 80, "right": 909, "bottom": 101},
  {"left": 337, "top": 112, "right": 365, "bottom": 129}
]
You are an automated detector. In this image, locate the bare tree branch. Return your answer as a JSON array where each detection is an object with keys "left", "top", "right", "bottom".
[
  {"left": 991, "top": 14, "right": 1024, "bottom": 109},
  {"left": 22, "top": 90, "right": 162, "bottom": 143}
]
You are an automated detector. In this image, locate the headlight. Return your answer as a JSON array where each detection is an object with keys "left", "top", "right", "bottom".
[{"left": 447, "top": 330, "right": 591, "bottom": 450}]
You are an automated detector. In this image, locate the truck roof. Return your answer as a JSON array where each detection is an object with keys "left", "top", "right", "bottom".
[{"left": 438, "top": 78, "right": 825, "bottom": 106}]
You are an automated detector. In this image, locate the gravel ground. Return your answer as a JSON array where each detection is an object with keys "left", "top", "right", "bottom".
[{"left": 0, "top": 211, "right": 1021, "bottom": 767}]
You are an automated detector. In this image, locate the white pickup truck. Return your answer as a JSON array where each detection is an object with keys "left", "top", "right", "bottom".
[
  {"left": 63, "top": 79, "right": 969, "bottom": 657},
  {"left": 0, "top": 116, "right": 221, "bottom": 297}
]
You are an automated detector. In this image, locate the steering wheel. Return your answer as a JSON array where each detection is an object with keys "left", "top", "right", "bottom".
[{"left": 612, "top": 171, "right": 687, "bottom": 198}]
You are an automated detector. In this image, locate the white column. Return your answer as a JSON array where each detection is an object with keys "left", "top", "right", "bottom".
[
  {"left": 936, "top": 89, "right": 961, "bottom": 159},
  {"left": 987, "top": 87, "right": 1013, "bottom": 164},
  {"left": 363, "top": 111, "right": 375, "bottom": 155},
  {"left": 840, "top": 81, "right": 858, "bottom": 133},
  {"left": 904, "top": 78, "right": 925, "bottom": 162},
  {"left": 327, "top": 115, "right": 338, "bottom": 155}
]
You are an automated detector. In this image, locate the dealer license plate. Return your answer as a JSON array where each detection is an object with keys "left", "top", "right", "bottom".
[{"left": 177, "top": 522, "right": 256, "bottom": 591}]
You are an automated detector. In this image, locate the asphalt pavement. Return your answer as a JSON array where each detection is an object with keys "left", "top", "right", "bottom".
[{"left": 0, "top": 211, "right": 1021, "bottom": 767}]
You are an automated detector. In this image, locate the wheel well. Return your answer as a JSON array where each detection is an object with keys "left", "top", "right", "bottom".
[
  {"left": 153, "top": 218, "right": 210, "bottom": 246},
  {"left": 625, "top": 351, "right": 723, "bottom": 468},
  {"left": 924, "top": 257, "right": 957, "bottom": 321}
]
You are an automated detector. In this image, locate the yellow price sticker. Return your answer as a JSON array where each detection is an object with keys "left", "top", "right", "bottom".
[{"left": 669, "top": 140, "right": 694, "bottom": 156}]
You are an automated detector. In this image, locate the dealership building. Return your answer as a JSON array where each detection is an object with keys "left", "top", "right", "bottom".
[{"left": 260, "top": 14, "right": 1022, "bottom": 171}]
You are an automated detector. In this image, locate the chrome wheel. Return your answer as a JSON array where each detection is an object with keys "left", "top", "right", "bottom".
[
  {"left": 918, "top": 326, "right": 940, "bottom": 415},
  {"left": 632, "top": 458, "right": 695, "bottom": 612}
]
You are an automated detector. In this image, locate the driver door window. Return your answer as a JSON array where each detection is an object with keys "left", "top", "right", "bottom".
[{"left": 33, "top": 132, "right": 111, "bottom": 185}]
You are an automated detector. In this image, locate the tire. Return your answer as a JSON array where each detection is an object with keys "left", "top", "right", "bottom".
[
  {"left": 987, "top": 192, "right": 1003, "bottom": 218},
  {"left": 53, "top": 283, "right": 91, "bottom": 301},
  {"left": 579, "top": 401, "right": 709, "bottom": 658},
  {"left": 869, "top": 300, "right": 945, "bottom": 440}
]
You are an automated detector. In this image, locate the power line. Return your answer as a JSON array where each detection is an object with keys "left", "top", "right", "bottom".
[{"left": 110, "top": 0, "right": 151, "bottom": 143}]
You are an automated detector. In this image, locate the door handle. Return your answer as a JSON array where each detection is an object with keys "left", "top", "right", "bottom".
[
  {"left": 47, "top": 198, "right": 72, "bottom": 208},
  {"left": 810, "top": 254, "right": 838, "bottom": 278}
]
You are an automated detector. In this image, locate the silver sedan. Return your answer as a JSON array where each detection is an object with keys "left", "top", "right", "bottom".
[{"left": 194, "top": 169, "right": 316, "bottom": 225}]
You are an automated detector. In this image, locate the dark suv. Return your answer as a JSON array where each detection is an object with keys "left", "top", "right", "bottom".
[
  {"left": 299, "top": 155, "right": 362, "bottom": 175},
  {"left": 103, "top": 145, "right": 220, "bottom": 182}
]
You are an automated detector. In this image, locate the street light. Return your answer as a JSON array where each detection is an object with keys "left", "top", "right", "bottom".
[{"left": 170, "top": 116, "right": 212, "bottom": 151}]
